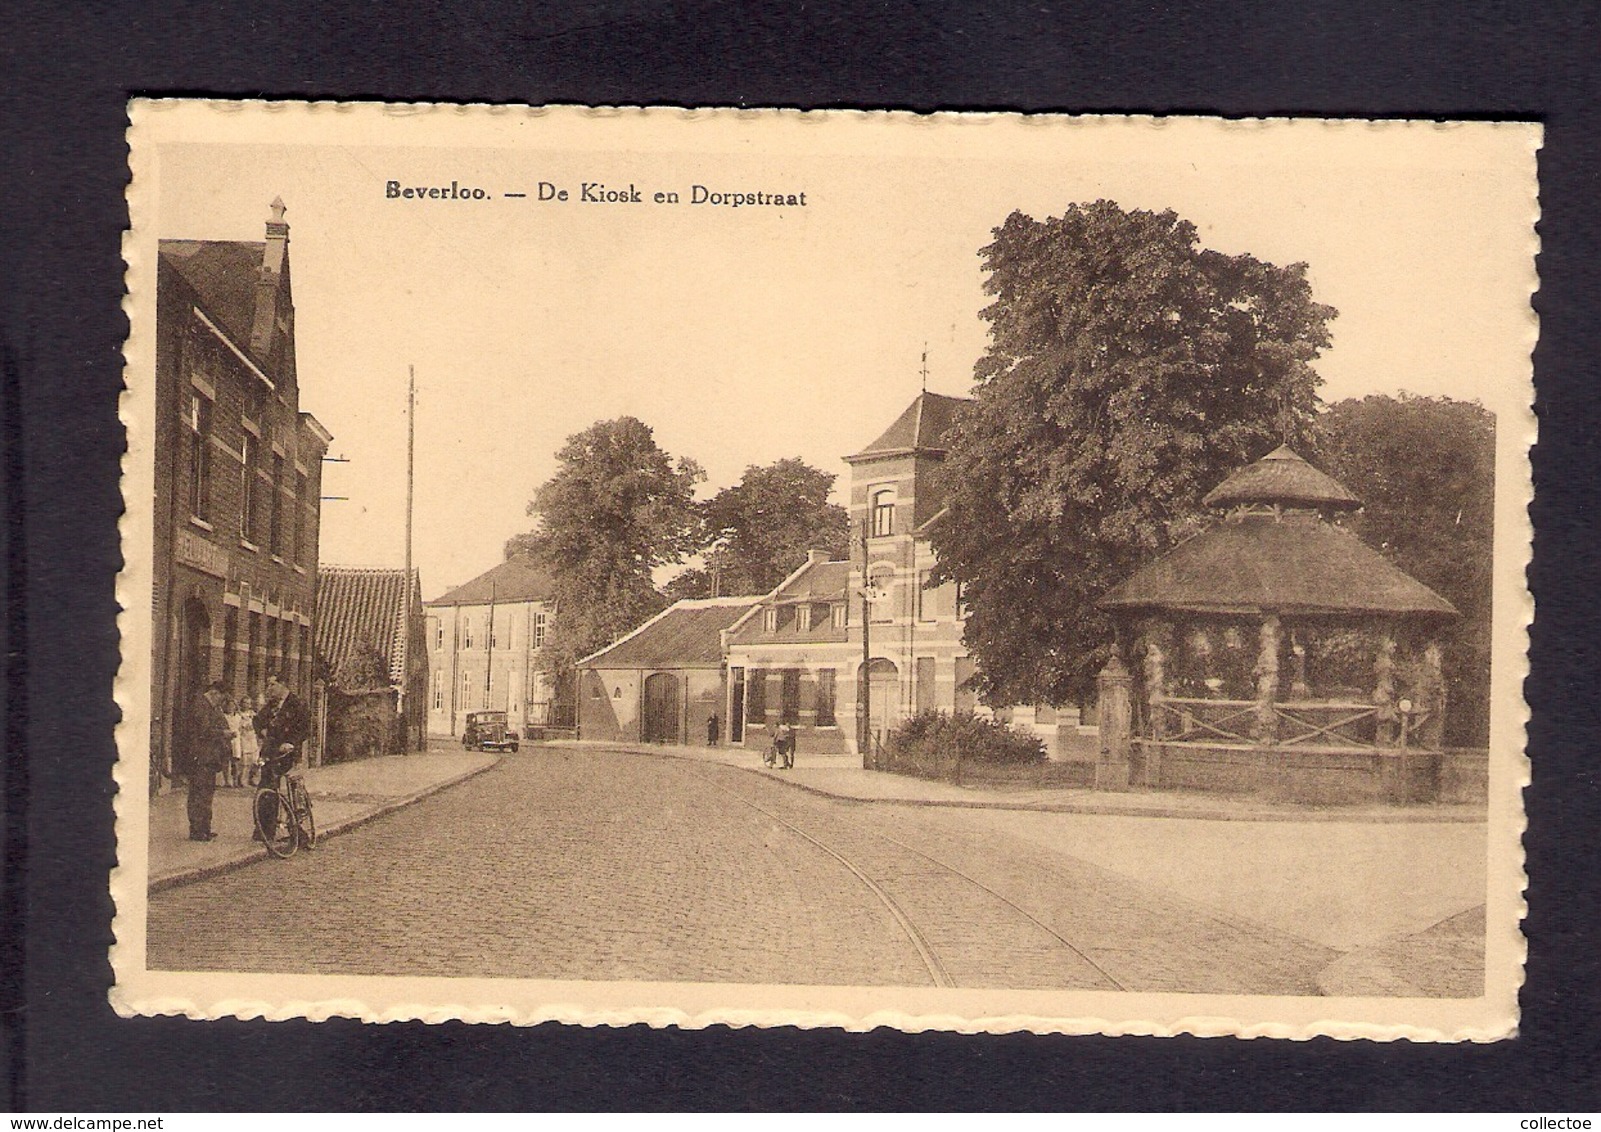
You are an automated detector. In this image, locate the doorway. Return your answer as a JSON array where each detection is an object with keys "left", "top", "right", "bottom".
[{"left": 642, "top": 671, "right": 681, "bottom": 744}]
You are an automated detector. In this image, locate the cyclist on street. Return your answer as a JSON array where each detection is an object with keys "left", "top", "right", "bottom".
[{"left": 252, "top": 672, "right": 311, "bottom": 842}]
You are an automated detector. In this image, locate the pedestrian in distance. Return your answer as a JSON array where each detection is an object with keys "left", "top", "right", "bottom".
[
  {"left": 182, "top": 680, "right": 232, "bottom": 841},
  {"left": 706, "top": 712, "right": 720, "bottom": 747},
  {"left": 778, "top": 720, "right": 796, "bottom": 769},
  {"left": 253, "top": 672, "right": 311, "bottom": 843}
]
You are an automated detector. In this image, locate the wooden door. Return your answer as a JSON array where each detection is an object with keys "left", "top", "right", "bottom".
[{"left": 642, "top": 672, "right": 681, "bottom": 744}]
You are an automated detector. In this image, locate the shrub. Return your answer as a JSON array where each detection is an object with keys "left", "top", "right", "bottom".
[{"left": 886, "top": 709, "right": 1046, "bottom": 773}]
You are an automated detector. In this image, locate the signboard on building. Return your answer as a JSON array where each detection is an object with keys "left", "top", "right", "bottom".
[{"left": 175, "top": 528, "right": 229, "bottom": 578}]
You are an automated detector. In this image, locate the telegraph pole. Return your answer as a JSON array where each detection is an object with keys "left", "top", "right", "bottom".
[
  {"left": 858, "top": 514, "right": 873, "bottom": 768},
  {"left": 399, "top": 365, "right": 417, "bottom": 748}
]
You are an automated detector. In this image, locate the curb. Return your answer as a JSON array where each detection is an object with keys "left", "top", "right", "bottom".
[
  {"left": 608, "top": 745, "right": 1484, "bottom": 824},
  {"left": 148, "top": 755, "right": 502, "bottom": 894}
]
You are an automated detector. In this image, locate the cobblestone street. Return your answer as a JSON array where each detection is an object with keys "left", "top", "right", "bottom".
[{"left": 148, "top": 747, "right": 1339, "bottom": 991}]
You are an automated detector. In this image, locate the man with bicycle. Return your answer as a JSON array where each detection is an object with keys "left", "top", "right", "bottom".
[{"left": 252, "top": 672, "right": 310, "bottom": 843}]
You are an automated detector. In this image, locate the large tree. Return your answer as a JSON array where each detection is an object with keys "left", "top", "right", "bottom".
[
  {"left": 666, "top": 458, "right": 850, "bottom": 599},
  {"left": 507, "top": 417, "right": 704, "bottom": 671},
  {"left": 929, "top": 200, "right": 1337, "bottom": 707},
  {"left": 1316, "top": 394, "right": 1495, "bottom": 746}
]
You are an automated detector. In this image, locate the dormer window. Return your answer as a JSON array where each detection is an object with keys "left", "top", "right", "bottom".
[
  {"left": 831, "top": 603, "right": 848, "bottom": 629},
  {"left": 763, "top": 607, "right": 778, "bottom": 633},
  {"left": 871, "top": 487, "right": 896, "bottom": 537},
  {"left": 796, "top": 604, "right": 813, "bottom": 632}
]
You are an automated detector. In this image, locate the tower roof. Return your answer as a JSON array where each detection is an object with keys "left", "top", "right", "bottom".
[
  {"left": 844, "top": 392, "right": 968, "bottom": 463},
  {"left": 1202, "top": 445, "right": 1361, "bottom": 511}
]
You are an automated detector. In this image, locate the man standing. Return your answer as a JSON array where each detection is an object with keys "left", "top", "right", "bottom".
[
  {"left": 182, "top": 680, "right": 232, "bottom": 841},
  {"left": 253, "top": 672, "right": 311, "bottom": 842}
]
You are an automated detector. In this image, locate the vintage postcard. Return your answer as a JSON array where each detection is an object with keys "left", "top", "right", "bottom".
[{"left": 114, "top": 102, "right": 1536, "bottom": 1039}]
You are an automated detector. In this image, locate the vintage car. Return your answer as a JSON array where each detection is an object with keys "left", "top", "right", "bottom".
[{"left": 461, "top": 710, "right": 520, "bottom": 753}]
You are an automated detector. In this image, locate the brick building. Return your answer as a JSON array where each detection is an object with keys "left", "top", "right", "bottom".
[
  {"left": 577, "top": 597, "right": 756, "bottom": 744},
  {"left": 424, "top": 555, "right": 560, "bottom": 738},
  {"left": 151, "top": 199, "right": 332, "bottom": 790},
  {"left": 724, "top": 392, "right": 973, "bottom": 757}
]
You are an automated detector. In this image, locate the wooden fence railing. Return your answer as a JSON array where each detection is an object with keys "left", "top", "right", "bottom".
[{"left": 1152, "top": 697, "right": 1385, "bottom": 749}]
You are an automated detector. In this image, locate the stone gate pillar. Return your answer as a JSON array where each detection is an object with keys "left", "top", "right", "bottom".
[{"left": 1096, "top": 654, "right": 1134, "bottom": 791}]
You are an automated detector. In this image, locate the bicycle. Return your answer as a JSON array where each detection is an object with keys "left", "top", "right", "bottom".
[{"left": 253, "top": 769, "right": 317, "bottom": 858}]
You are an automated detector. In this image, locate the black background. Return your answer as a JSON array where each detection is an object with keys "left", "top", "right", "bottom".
[{"left": 4, "top": 0, "right": 1598, "bottom": 1112}]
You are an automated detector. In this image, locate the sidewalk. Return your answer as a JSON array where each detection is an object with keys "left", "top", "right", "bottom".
[
  {"left": 148, "top": 748, "right": 498, "bottom": 891},
  {"left": 551, "top": 739, "right": 1486, "bottom": 823}
]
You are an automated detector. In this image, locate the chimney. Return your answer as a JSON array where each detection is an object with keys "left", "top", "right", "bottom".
[
  {"left": 250, "top": 197, "right": 290, "bottom": 359},
  {"left": 807, "top": 549, "right": 832, "bottom": 565}
]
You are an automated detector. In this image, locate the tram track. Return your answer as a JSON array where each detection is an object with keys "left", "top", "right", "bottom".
[{"left": 677, "top": 761, "right": 1129, "bottom": 992}]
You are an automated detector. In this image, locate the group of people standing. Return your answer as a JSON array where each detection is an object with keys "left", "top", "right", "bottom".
[{"left": 179, "top": 673, "right": 309, "bottom": 842}]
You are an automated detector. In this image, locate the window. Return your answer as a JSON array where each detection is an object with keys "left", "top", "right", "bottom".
[
  {"left": 869, "top": 567, "right": 895, "bottom": 623},
  {"left": 509, "top": 666, "right": 520, "bottom": 709},
  {"left": 184, "top": 392, "right": 213, "bottom": 521},
  {"left": 816, "top": 669, "right": 836, "bottom": 726},
  {"left": 490, "top": 618, "right": 499, "bottom": 649},
  {"left": 746, "top": 668, "right": 767, "bottom": 723},
  {"left": 269, "top": 453, "right": 284, "bottom": 556},
  {"left": 432, "top": 669, "right": 443, "bottom": 710},
  {"left": 831, "top": 603, "right": 847, "bottom": 630},
  {"left": 763, "top": 607, "right": 778, "bottom": 633},
  {"left": 221, "top": 608, "right": 238, "bottom": 688},
  {"left": 460, "top": 669, "right": 471, "bottom": 704},
  {"left": 464, "top": 617, "right": 474, "bottom": 649},
  {"left": 292, "top": 470, "right": 307, "bottom": 564},
  {"left": 780, "top": 670, "right": 801, "bottom": 725},
  {"left": 955, "top": 656, "right": 977, "bottom": 713},
  {"left": 239, "top": 432, "right": 257, "bottom": 542},
  {"left": 533, "top": 610, "right": 547, "bottom": 650},
  {"left": 796, "top": 604, "right": 812, "bottom": 632},
  {"left": 871, "top": 487, "right": 895, "bottom": 537},
  {"left": 432, "top": 618, "right": 443, "bottom": 651}
]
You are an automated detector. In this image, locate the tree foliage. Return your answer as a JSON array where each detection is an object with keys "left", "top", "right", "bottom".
[
  {"left": 929, "top": 200, "right": 1337, "bottom": 706},
  {"left": 507, "top": 416, "right": 703, "bottom": 671},
  {"left": 667, "top": 458, "right": 849, "bottom": 599},
  {"left": 1315, "top": 394, "right": 1495, "bottom": 746}
]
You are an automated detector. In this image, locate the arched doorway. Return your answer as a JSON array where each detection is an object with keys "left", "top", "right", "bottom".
[
  {"left": 859, "top": 658, "right": 900, "bottom": 751},
  {"left": 642, "top": 672, "right": 681, "bottom": 744}
]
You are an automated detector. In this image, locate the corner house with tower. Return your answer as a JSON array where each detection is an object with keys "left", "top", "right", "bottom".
[{"left": 152, "top": 199, "right": 332, "bottom": 793}]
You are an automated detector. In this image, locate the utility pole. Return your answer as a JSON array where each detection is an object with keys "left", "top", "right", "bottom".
[
  {"left": 858, "top": 514, "right": 873, "bottom": 769},
  {"left": 485, "top": 577, "right": 496, "bottom": 710},
  {"left": 400, "top": 365, "right": 416, "bottom": 748}
]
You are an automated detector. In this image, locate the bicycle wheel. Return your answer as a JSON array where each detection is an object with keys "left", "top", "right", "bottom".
[
  {"left": 254, "top": 788, "right": 298, "bottom": 858},
  {"left": 292, "top": 778, "right": 317, "bottom": 849}
]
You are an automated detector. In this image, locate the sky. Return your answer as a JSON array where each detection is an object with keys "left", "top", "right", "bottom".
[{"left": 147, "top": 111, "right": 1537, "bottom": 600}]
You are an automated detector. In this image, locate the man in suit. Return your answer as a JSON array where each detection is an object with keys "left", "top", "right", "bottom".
[
  {"left": 183, "top": 680, "right": 232, "bottom": 841},
  {"left": 253, "top": 672, "right": 311, "bottom": 843}
]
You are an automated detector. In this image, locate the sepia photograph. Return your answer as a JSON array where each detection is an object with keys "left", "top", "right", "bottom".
[{"left": 113, "top": 103, "right": 1535, "bottom": 1038}]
